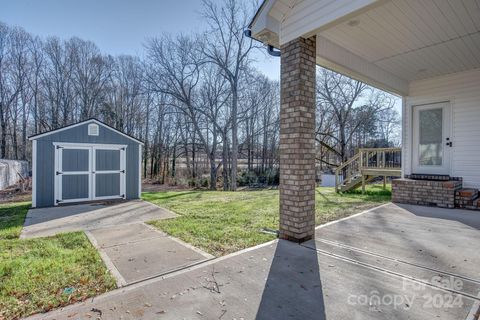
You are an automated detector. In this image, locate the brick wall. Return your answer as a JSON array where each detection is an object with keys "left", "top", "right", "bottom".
[
  {"left": 455, "top": 188, "right": 479, "bottom": 209},
  {"left": 279, "top": 36, "right": 316, "bottom": 242},
  {"left": 392, "top": 178, "right": 462, "bottom": 208}
]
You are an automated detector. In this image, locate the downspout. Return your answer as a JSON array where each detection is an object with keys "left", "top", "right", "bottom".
[{"left": 244, "top": 29, "right": 281, "bottom": 57}]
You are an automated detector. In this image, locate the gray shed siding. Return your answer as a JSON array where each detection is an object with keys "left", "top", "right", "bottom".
[{"left": 34, "top": 121, "right": 141, "bottom": 207}]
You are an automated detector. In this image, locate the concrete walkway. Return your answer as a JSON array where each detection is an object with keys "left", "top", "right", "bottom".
[
  {"left": 87, "top": 223, "right": 213, "bottom": 286},
  {"left": 25, "top": 203, "right": 480, "bottom": 320},
  {"left": 21, "top": 200, "right": 176, "bottom": 238},
  {"left": 21, "top": 200, "right": 213, "bottom": 286}
]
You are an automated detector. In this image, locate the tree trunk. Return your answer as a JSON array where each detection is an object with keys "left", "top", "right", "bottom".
[
  {"left": 143, "top": 105, "right": 150, "bottom": 178},
  {"left": 191, "top": 130, "right": 196, "bottom": 179},
  {"left": 171, "top": 144, "right": 176, "bottom": 178},
  {"left": 209, "top": 155, "right": 217, "bottom": 190},
  {"left": 222, "top": 132, "right": 229, "bottom": 191},
  {"left": 0, "top": 103, "right": 7, "bottom": 159},
  {"left": 230, "top": 89, "right": 238, "bottom": 191}
]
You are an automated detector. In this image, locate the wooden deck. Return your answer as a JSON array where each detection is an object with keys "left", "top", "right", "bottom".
[{"left": 335, "top": 148, "right": 402, "bottom": 193}]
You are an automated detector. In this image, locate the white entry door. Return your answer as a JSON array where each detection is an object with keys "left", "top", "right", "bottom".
[
  {"left": 54, "top": 143, "right": 126, "bottom": 205},
  {"left": 412, "top": 102, "right": 452, "bottom": 175}
]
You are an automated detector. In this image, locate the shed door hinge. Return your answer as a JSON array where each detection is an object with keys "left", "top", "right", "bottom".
[
  {"left": 120, "top": 170, "right": 125, "bottom": 173},
  {"left": 56, "top": 145, "right": 63, "bottom": 149},
  {"left": 56, "top": 171, "right": 63, "bottom": 175}
]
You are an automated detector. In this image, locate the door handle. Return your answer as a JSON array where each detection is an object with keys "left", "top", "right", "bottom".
[{"left": 446, "top": 141, "right": 452, "bottom": 147}]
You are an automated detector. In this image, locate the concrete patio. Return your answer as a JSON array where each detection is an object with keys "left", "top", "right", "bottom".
[{"left": 26, "top": 203, "right": 480, "bottom": 320}]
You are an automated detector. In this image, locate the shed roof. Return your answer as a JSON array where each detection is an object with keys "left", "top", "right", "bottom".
[{"left": 28, "top": 118, "right": 144, "bottom": 145}]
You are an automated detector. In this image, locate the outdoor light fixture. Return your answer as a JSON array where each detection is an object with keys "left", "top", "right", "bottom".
[{"left": 244, "top": 28, "right": 281, "bottom": 57}]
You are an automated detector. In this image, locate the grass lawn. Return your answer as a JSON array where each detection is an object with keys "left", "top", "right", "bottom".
[
  {"left": 0, "top": 202, "right": 116, "bottom": 320},
  {"left": 145, "top": 185, "right": 391, "bottom": 256}
]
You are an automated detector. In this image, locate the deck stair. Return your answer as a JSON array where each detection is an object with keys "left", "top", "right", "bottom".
[
  {"left": 455, "top": 188, "right": 480, "bottom": 210},
  {"left": 335, "top": 148, "right": 402, "bottom": 193}
]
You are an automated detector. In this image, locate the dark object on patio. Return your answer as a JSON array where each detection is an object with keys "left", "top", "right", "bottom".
[{"left": 408, "top": 174, "right": 451, "bottom": 181}]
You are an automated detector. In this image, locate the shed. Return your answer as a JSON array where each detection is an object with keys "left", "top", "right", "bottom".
[{"left": 29, "top": 118, "right": 143, "bottom": 208}]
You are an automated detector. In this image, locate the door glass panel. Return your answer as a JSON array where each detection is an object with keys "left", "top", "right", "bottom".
[
  {"left": 62, "top": 149, "right": 89, "bottom": 172},
  {"left": 96, "top": 150, "right": 120, "bottom": 171},
  {"left": 96, "top": 173, "right": 120, "bottom": 197},
  {"left": 62, "top": 175, "right": 89, "bottom": 200},
  {"left": 419, "top": 108, "right": 443, "bottom": 166}
]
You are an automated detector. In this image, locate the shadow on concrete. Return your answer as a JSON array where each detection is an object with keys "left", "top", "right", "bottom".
[
  {"left": 23, "top": 200, "right": 136, "bottom": 227},
  {"left": 256, "top": 240, "right": 326, "bottom": 320},
  {"left": 397, "top": 203, "right": 480, "bottom": 230}
]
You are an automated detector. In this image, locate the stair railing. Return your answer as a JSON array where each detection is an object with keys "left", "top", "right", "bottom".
[
  {"left": 335, "top": 152, "right": 360, "bottom": 193},
  {"left": 335, "top": 148, "right": 401, "bottom": 192},
  {"left": 359, "top": 148, "right": 402, "bottom": 170}
]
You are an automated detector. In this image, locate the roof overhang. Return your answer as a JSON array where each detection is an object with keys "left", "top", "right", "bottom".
[
  {"left": 249, "top": 0, "right": 280, "bottom": 48},
  {"left": 250, "top": 0, "right": 381, "bottom": 48},
  {"left": 250, "top": 0, "right": 480, "bottom": 97},
  {"left": 28, "top": 118, "right": 144, "bottom": 145}
]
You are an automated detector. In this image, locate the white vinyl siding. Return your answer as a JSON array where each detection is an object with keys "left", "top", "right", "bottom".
[{"left": 405, "top": 68, "right": 480, "bottom": 188}]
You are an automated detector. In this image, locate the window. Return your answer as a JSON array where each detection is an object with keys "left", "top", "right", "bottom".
[
  {"left": 418, "top": 108, "right": 442, "bottom": 166},
  {"left": 88, "top": 124, "right": 99, "bottom": 136}
]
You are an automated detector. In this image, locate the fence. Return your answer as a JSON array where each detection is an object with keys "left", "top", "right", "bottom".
[{"left": 0, "top": 160, "right": 29, "bottom": 190}]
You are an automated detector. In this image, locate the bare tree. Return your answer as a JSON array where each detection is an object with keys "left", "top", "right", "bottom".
[
  {"left": 146, "top": 35, "right": 216, "bottom": 186},
  {"left": 198, "top": 64, "right": 230, "bottom": 189},
  {"left": 27, "top": 36, "right": 44, "bottom": 134},
  {"left": 200, "top": 0, "right": 259, "bottom": 190},
  {"left": 70, "top": 38, "right": 110, "bottom": 120},
  {"left": 42, "top": 37, "right": 76, "bottom": 128},
  {"left": 0, "top": 15, "right": 400, "bottom": 190},
  {"left": 0, "top": 23, "right": 14, "bottom": 158},
  {"left": 315, "top": 68, "right": 400, "bottom": 176},
  {"left": 316, "top": 69, "right": 369, "bottom": 165}
]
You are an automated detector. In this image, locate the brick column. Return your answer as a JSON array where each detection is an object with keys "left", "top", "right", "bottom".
[{"left": 279, "top": 36, "right": 316, "bottom": 242}]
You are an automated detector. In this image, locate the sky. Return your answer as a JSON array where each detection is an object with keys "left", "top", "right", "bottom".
[{"left": 0, "top": 0, "right": 281, "bottom": 80}]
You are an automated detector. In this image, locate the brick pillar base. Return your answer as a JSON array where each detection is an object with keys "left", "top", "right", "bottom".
[{"left": 279, "top": 36, "right": 316, "bottom": 242}]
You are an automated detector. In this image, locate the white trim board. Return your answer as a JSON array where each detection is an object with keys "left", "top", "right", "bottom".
[
  {"left": 29, "top": 119, "right": 144, "bottom": 145},
  {"left": 31, "top": 140, "right": 37, "bottom": 208},
  {"left": 53, "top": 142, "right": 128, "bottom": 149},
  {"left": 138, "top": 145, "right": 142, "bottom": 198}
]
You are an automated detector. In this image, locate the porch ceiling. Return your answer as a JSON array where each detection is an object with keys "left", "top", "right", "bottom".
[{"left": 319, "top": 0, "right": 480, "bottom": 82}]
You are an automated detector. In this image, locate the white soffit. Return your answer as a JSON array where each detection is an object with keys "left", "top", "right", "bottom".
[{"left": 319, "top": 0, "right": 480, "bottom": 81}]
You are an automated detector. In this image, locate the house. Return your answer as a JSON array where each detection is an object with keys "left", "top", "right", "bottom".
[
  {"left": 249, "top": 0, "right": 480, "bottom": 241},
  {"left": 29, "top": 118, "right": 143, "bottom": 208}
]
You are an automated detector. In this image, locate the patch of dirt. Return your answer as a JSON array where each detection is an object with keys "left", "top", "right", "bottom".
[{"left": 0, "top": 182, "right": 31, "bottom": 204}]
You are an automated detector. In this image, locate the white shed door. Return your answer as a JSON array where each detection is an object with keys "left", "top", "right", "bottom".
[
  {"left": 54, "top": 144, "right": 126, "bottom": 205},
  {"left": 93, "top": 146, "right": 126, "bottom": 200},
  {"left": 412, "top": 102, "right": 452, "bottom": 175}
]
